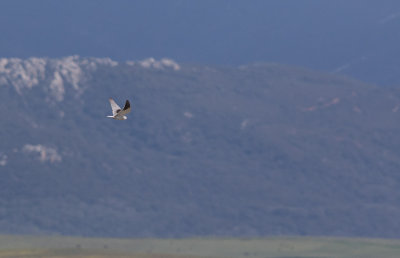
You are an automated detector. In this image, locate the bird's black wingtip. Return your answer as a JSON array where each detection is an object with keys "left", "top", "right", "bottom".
[{"left": 123, "top": 100, "right": 130, "bottom": 110}]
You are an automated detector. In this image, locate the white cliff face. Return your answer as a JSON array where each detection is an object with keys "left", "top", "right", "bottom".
[
  {"left": 22, "top": 144, "right": 62, "bottom": 163},
  {"left": 0, "top": 57, "right": 47, "bottom": 94},
  {"left": 0, "top": 153, "right": 7, "bottom": 166},
  {"left": 49, "top": 71, "right": 65, "bottom": 102},
  {"left": 127, "top": 57, "right": 180, "bottom": 71},
  {"left": 0, "top": 55, "right": 119, "bottom": 102},
  {"left": 0, "top": 56, "right": 180, "bottom": 102}
]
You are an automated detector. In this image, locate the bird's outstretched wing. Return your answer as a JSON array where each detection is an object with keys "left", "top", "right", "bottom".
[
  {"left": 118, "top": 100, "right": 131, "bottom": 116},
  {"left": 109, "top": 98, "right": 122, "bottom": 116}
]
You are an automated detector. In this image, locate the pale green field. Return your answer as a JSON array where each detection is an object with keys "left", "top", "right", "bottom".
[{"left": 0, "top": 235, "right": 399, "bottom": 258}]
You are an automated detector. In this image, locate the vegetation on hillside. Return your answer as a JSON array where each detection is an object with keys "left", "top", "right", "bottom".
[{"left": 1, "top": 60, "right": 400, "bottom": 237}]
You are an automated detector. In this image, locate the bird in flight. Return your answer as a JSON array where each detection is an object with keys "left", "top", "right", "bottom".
[{"left": 107, "top": 98, "right": 131, "bottom": 120}]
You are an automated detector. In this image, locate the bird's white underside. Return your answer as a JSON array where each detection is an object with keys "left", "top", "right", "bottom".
[{"left": 108, "top": 98, "right": 131, "bottom": 120}]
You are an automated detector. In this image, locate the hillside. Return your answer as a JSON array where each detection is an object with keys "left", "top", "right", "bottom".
[{"left": 1, "top": 56, "right": 400, "bottom": 237}]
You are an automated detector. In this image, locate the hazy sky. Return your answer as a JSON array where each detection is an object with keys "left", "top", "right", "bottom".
[{"left": 0, "top": 0, "right": 400, "bottom": 72}]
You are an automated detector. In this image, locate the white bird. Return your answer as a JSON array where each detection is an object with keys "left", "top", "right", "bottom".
[{"left": 107, "top": 98, "right": 131, "bottom": 120}]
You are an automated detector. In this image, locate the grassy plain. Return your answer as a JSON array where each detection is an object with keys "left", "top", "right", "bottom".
[{"left": 0, "top": 235, "right": 399, "bottom": 258}]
